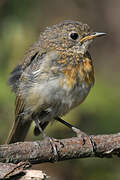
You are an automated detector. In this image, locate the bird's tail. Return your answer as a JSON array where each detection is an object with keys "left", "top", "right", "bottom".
[
  {"left": 6, "top": 117, "right": 32, "bottom": 144},
  {"left": 6, "top": 117, "right": 49, "bottom": 144}
]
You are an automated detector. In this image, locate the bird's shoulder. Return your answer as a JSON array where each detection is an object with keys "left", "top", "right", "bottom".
[{"left": 8, "top": 40, "right": 47, "bottom": 93}]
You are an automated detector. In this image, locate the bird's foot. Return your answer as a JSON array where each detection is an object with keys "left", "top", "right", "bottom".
[
  {"left": 55, "top": 117, "right": 92, "bottom": 145},
  {"left": 44, "top": 136, "right": 58, "bottom": 161},
  {"left": 72, "top": 127, "right": 91, "bottom": 145},
  {"left": 34, "top": 118, "right": 58, "bottom": 160}
]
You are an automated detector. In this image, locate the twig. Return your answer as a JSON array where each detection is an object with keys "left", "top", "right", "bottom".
[
  {"left": 0, "top": 133, "right": 120, "bottom": 165},
  {"left": 0, "top": 161, "right": 30, "bottom": 179}
]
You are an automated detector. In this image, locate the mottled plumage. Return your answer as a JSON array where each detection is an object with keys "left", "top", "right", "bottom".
[{"left": 6, "top": 20, "right": 105, "bottom": 144}]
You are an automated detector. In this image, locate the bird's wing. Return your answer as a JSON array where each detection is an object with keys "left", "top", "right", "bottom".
[
  {"left": 8, "top": 38, "right": 46, "bottom": 93},
  {"left": 7, "top": 43, "right": 48, "bottom": 143},
  {"left": 6, "top": 93, "right": 32, "bottom": 144},
  {"left": 15, "top": 94, "right": 24, "bottom": 118}
]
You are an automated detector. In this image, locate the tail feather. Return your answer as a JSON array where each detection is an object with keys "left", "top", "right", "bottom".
[
  {"left": 6, "top": 118, "right": 49, "bottom": 144},
  {"left": 6, "top": 117, "right": 32, "bottom": 144}
]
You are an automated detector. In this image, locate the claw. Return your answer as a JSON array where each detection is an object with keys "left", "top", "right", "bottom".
[
  {"left": 72, "top": 127, "right": 90, "bottom": 145},
  {"left": 45, "top": 136, "right": 58, "bottom": 161}
]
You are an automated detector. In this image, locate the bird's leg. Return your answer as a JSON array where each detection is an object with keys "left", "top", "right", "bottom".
[
  {"left": 55, "top": 117, "right": 90, "bottom": 145},
  {"left": 34, "top": 118, "right": 46, "bottom": 138},
  {"left": 34, "top": 118, "right": 58, "bottom": 159}
]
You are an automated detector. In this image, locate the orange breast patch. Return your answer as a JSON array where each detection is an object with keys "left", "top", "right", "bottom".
[
  {"left": 61, "top": 64, "right": 78, "bottom": 88},
  {"left": 83, "top": 57, "right": 95, "bottom": 85},
  {"left": 61, "top": 57, "right": 94, "bottom": 89}
]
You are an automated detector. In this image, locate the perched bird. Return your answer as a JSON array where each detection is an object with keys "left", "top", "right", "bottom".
[{"left": 6, "top": 20, "right": 106, "bottom": 144}]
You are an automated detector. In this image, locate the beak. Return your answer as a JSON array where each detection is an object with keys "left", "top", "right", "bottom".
[{"left": 80, "top": 32, "right": 106, "bottom": 43}]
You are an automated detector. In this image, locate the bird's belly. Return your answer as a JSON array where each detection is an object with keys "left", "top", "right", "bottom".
[
  {"left": 53, "top": 82, "right": 91, "bottom": 116},
  {"left": 25, "top": 77, "right": 91, "bottom": 120}
]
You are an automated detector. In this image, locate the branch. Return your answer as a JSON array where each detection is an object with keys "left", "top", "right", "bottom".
[
  {"left": 0, "top": 162, "right": 30, "bottom": 179},
  {"left": 0, "top": 133, "right": 120, "bottom": 165},
  {"left": 0, "top": 162, "right": 47, "bottom": 179}
]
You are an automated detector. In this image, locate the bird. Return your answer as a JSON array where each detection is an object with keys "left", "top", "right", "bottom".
[{"left": 6, "top": 20, "right": 106, "bottom": 144}]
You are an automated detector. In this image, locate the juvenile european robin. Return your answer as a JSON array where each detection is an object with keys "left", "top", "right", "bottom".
[{"left": 6, "top": 20, "right": 106, "bottom": 144}]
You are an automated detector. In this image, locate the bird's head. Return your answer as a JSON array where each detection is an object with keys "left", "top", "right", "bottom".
[{"left": 40, "top": 20, "right": 106, "bottom": 54}]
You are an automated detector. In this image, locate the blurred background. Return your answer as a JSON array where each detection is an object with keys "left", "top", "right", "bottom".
[{"left": 0, "top": 0, "right": 120, "bottom": 179}]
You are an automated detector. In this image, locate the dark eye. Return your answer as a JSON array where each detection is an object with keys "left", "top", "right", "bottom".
[{"left": 70, "top": 32, "right": 79, "bottom": 40}]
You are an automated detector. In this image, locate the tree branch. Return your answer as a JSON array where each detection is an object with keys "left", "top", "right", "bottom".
[
  {"left": 0, "top": 133, "right": 120, "bottom": 165},
  {"left": 0, "top": 161, "right": 30, "bottom": 179},
  {"left": 0, "top": 161, "right": 47, "bottom": 179}
]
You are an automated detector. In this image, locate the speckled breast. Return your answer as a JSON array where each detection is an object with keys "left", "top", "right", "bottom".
[{"left": 52, "top": 53, "right": 95, "bottom": 116}]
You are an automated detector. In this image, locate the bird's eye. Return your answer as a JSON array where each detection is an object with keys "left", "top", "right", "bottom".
[{"left": 70, "top": 32, "right": 79, "bottom": 40}]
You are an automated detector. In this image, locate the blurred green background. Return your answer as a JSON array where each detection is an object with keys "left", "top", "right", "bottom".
[{"left": 0, "top": 0, "right": 120, "bottom": 179}]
